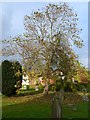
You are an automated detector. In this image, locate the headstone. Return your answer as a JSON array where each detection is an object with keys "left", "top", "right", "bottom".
[
  {"left": 52, "top": 90, "right": 64, "bottom": 119},
  {"left": 82, "top": 95, "right": 89, "bottom": 101},
  {"left": 82, "top": 88, "right": 89, "bottom": 101},
  {"left": 52, "top": 94, "right": 61, "bottom": 118}
]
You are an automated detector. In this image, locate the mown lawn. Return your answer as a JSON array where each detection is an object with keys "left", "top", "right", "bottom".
[
  {"left": 1, "top": 92, "right": 89, "bottom": 119},
  {"left": 62, "top": 102, "right": 88, "bottom": 119},
  {"left": 3, "top": 101, "right": 51, "bottom": 118},
  {"left": 2, "top": 93, "right": 52, "bottom": 119}
]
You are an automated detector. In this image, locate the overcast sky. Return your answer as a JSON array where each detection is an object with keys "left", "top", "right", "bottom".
[{"left": 0, "top": 2, "right": 88, "bottom": 68}]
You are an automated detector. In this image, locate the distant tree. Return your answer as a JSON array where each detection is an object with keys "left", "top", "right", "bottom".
[
  {"left": 1, "top": 60, "right": 22, "bottom": 96},
  {"left": 74, "top": 63, "right": 89, "bottom": 83},
  {"left": 88, "top": 70, "right": 90, "bottom": 81}
]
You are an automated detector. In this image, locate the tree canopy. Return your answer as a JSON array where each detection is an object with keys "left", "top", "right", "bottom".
[{"left": 2, "top": 3, "right": 83, "bottom": 83}]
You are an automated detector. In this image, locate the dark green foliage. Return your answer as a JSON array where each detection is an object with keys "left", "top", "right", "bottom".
[
  {"left": 1, "top": 60, "right": 22, "bottom": 96},
  {"left": 50, "top": 79, "right": 88, "bottom": 92},
  {"left": 55, "top": 80, "right": 61, "bottom": 91},
  {"left": 53, "top": 78, "right": 67, "bottom": 92},
  {"left": 64, "top": 82, "right": 75, "bottom": 92},
  {"left": 77, "top": 83, "right": 87, "bottom": 91},
  {"left": 16, "top": 88, "right": 44, "bottom": 96},
  {"left": 49, "top": 85, "right": 56, "bottom": 91},
  {"left": 87, "top": 84, "right": 90, "bottom": 92}
]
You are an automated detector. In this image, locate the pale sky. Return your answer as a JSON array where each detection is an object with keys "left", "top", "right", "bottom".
[{"left": 0, "top": 2, "right": 88, "bottom": 68}]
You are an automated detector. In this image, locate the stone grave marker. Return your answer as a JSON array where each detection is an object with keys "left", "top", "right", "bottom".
[{"left": 52, "top": 89, "right": 64, "bottom": 119}]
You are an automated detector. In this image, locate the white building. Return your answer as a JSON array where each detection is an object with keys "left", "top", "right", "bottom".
[{"left": 22, "top": 73, "right": 29, "bottom": 90}]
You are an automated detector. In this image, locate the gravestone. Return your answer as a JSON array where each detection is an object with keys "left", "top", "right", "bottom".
[
  {"left": 52, "top": 89, "right": 64, "bottom": 119},
  {"left": 82, "top": 95, "right": 89, "bottom": 101},
  {"left": 82, "top": 88, "right": 89, "bottom": 102}
]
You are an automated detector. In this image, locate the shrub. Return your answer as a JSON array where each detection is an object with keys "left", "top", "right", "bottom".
[
  {"left": 1, "top": 60, "right": 22, "bottom": 96},
  {"left": 54, "top": 80, "right": 79, "bottom": 92},
  {"left": 38, "top": 84, "right": 44, "bottom": 91},
  {"left": 49, "top": 85, "right": 56, "bottom": 91}
]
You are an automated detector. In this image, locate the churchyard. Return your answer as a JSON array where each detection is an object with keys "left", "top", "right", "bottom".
[
  {"left": 1, "top": 2, "right": 89, "bottom": 119},
  {"left": 1, "top": 90, "right": 89, "bottom": 119}
]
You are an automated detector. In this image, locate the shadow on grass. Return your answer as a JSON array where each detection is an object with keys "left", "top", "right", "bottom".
[{"left": 2, "top": 92, "right": 89, "bottom": 119}]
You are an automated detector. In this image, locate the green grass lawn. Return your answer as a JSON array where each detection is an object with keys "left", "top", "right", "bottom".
[
  {"left": 2, "top": 101, "right": 51, "bottom": 118},
  {"left": 2, "top": 93, "right": 52, "bottom": 118},
  {"left": 1, "top": 92, "right": 89, "bottom": 119},
  {"left": 62, "top": 102, "right": 88, "bottom": 118}
]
